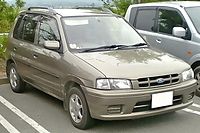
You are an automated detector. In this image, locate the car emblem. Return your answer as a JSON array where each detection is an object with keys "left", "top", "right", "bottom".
[{"left": 157, "top": 78, "right": 165, "bottom": 84}]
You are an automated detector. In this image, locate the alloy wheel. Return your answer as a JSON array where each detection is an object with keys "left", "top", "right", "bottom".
[
  {"left": 69, "top": 94, "right": 84, "bottom": 123},
  {"left": 9, "top": 67, "right": 18, "bottom": 89}
]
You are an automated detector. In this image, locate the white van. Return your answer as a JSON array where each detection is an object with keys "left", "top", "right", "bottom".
[{"left": 125, "top": 1, "right": 200, "bottom": 95}]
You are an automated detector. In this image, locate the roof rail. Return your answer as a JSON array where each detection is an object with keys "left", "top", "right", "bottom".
[
  {"left": 27, "top": 6, "right": 57, "bottom": 15},
  {"left": 74, "top": 6, "right": 112, "bottom": 13}
]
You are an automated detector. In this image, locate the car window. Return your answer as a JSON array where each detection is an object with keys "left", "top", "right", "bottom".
[
  {"left": 13, "top": 15, "right": 24, "bottom": 39},
  {"left": 158, "top": 9, "right": 184, "bottom": 35},
  {"left": 135, "top": 9, "right": 156, "bottom": 32},
  {"left": 186, "top": 6, "right": 200, "bottom": 34},
  {"left": 22, "top": 14, "right": 39, "bottom": 43},
  {"left": 38, "top": 16, "right": 60, "bottom": 46}
]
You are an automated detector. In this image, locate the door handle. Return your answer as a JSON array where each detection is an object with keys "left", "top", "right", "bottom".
[
  {"left": 33, "top": 54, "right": 38, "bottom": 59},
  {"left": 156, "top": 39, "right": 162, "bottom": 44}
]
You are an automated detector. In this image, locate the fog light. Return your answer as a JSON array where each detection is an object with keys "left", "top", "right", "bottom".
[
  {"left": 107, "top": 105, "right": 122, "bottom": 114},
  {"left": 188, "top": 92, "right": 194, "bottom": 100}
]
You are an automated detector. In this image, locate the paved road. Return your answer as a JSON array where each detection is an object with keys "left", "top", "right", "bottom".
[{"left": 0, "top": 84, "right": 200, "bottom": 133}]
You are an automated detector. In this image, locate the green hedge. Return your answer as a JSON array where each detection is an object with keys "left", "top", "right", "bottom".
[{"left": 0, "top": 35, "right": 8, "bottom": 60}]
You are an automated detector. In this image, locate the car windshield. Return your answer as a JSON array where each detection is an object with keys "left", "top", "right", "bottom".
[
  {"left": 62, "top": 16, "right": 145, "bottom": 51},
  {"left": 185, "top": 6, "right": 200, "bottom": 34}
]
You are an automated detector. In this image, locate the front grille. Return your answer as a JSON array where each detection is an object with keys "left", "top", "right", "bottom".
[
  {"left": 138, "top": 74, "right": 179, "bottom": 88},
  {"left": 132, "top": 95, "right": 182, "bottom": 112}
]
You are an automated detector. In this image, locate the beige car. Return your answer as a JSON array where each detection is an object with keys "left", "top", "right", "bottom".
[{"left": 6, "top": 7, "right": 197, "bottom": 129}]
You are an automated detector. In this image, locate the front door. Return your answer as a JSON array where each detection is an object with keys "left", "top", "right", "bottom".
[
  {"left": 30, "top": 15, "right": 63, "bottom": 98},
  {"left": 153, "top": 7, "right": 192, "bottom": 63}
]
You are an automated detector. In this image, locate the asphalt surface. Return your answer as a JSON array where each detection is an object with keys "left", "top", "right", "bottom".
[{"left": 1, "top": 84, "right": 200, "bottom": 133}]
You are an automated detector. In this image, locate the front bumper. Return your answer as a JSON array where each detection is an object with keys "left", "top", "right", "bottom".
[{"left": 82, "top": 79, "right": 197, "bottom": 120}]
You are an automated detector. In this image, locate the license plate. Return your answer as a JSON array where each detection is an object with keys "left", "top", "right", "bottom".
[{"left": 151, "top": 91, "right": 173, "bottom": 109}]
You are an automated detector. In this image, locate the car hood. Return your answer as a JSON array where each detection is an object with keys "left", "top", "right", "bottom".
[{"left": 74, "top": 48, "right": 190, "bottom": 79}]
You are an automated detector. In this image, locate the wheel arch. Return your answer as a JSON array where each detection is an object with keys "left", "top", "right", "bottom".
[
  {"left": 191, "top": 61, "right": 200, "bottom": 70},
  {"left": 189, "top": 54, "right": 200, "bottom": 70},
  {"left": 63, "top": 76, "right": 89, "bottom": 111}
]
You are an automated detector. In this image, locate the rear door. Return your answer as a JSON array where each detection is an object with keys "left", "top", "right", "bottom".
[
  {"left": 9, "top": 14, "right": 25, "bottom": 76},
  {"left": 9, "top": 14, "right": 39, "bottom": 80}
]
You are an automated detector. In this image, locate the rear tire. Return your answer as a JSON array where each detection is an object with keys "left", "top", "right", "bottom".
[
  {"left": 67, "top": 86, "right": 94, "bottom": 129},
  {"left": 8, "top": 63, "right": 25, "bottom": 93}
]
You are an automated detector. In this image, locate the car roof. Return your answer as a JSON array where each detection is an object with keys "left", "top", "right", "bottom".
[
  {"left": 129, "top": 1, "right": 200, "bottom": 8},
  {"left": 22, "top": 7, "right": 112, "bottom": 17}
]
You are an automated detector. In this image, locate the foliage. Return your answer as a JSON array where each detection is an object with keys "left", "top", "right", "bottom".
[
  {"left": 0, "top": 0, "right": 25, "bottom": 59},
  {"left": 15, "top": 0, "right": 25, "bottom": 8},
  {"left": 108, "top": 0, "right": 134, "bottom": 16},
  {"left": 0, "top": 35, "right": 8, "bottom": 60},
  {"left": 0, "top": 0, "right": 25, "bottom": 33}
]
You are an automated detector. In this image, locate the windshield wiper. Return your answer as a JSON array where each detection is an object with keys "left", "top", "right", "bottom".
[
  {"left": 124, "top": 43, "right": 148, "bottom": 48},
  {"left": 81, "top": 45, "right": 126, "bottom": 52},
  {"left": 115, "top": 43, "right": 148, "bottom": 50},
  {"left": 132, "top": 43, "right": 148, "bottom": 47},
  {"left": 81, "top": 43, "right": 148, "bottom": 52}
]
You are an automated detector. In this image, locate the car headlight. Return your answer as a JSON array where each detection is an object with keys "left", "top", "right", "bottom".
[
  {"left": 182, "top": 69, "right": 194, "bottom": 81},
  {"left": 96, "top": 79, "right": 132, "bottom": 90}
]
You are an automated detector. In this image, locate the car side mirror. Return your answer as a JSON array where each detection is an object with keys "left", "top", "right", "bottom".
[
  {"left": 172, "top": 27, "right": 186, "bottom": 38},
  {"left": 44, "top": 41, "right": 60, "bottom": 50}
]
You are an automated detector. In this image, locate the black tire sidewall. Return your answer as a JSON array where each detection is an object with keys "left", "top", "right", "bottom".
[
  {"left": 67, "top": 87, "right": 93, "bottom": 129},
  {"left": 194, "top": 66, "right": 200, "bottom": 96},
  {"left": 194, "top": 66, "right": 200, "bottom": 82}
]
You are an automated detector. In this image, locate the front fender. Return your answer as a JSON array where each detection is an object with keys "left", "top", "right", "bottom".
[
  {"left": 62, "top": 74, "right": 94, "bottom": 88},
  {"left": 61, "top": 74, "right": 94, "bottom": 110}
]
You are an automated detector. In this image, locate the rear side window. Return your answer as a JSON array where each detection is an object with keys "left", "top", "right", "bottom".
[
  {"left": 135, "top": 9, "right": 156, "bottom": 32},
  {"left": 22, "top": 14, "right": 39, "bottom": 43},
  {"left": 158, "top": 9, "right": 184, "bottom": 35},
  {"left": 13, "top": 15, "right": 23, "bottom": 39}
]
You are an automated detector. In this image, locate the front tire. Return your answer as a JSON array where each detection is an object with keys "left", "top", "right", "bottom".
[
  {"left": 8, "top": 63, "right": 25, "bottom": 93},
  {"left": 194, "top": 66, "right": 200, "bottom": 96},
  {"left": 68, "top": 86, "right": 94, "bottom": 129}
]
